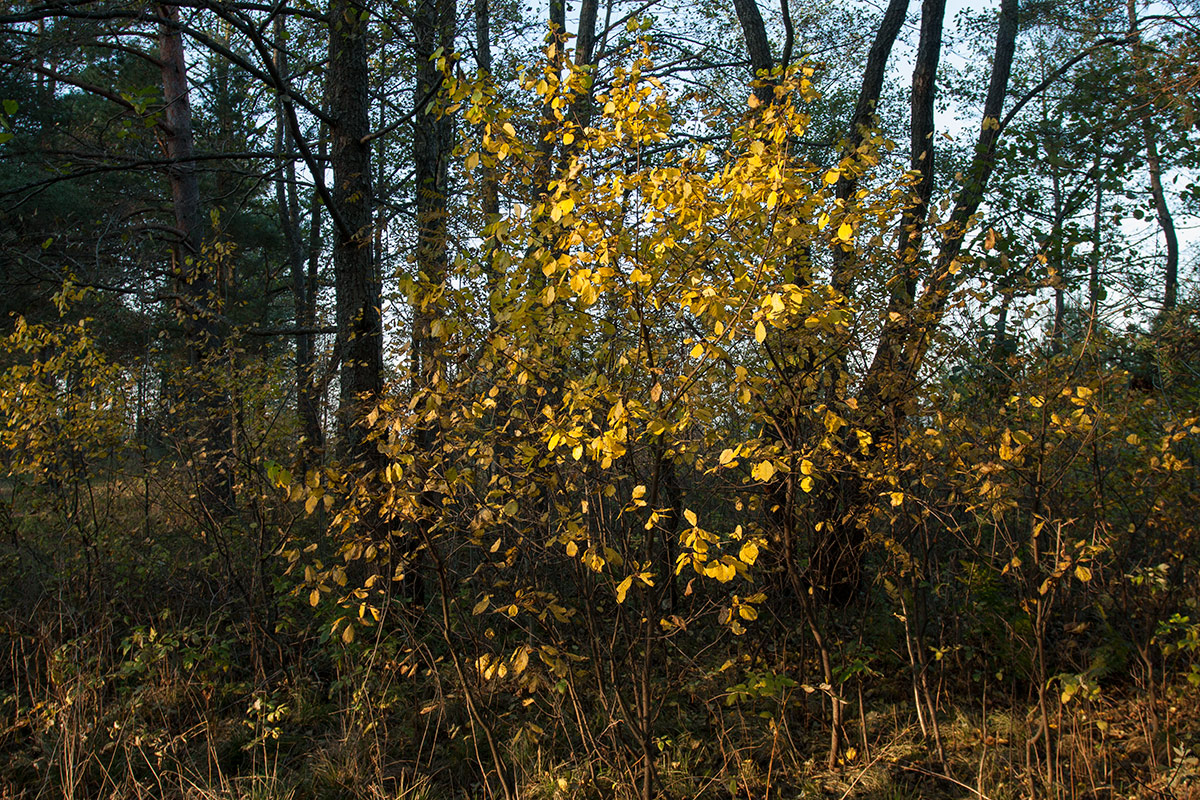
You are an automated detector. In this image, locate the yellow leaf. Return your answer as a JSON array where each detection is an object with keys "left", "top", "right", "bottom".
[
  {"left": 755, "top": 320, "right": 767, "bottom": 343},
  {"left": 684, "top": 508, "right": 698, "bottom": 526},
  {"left": 305, "top": 494, "right": 319, "bottom": 515},
  {"left": 889, "top": 491, "right": 904, "bottom": 507},
  {"left": 1075, "top": 564, "right": 1092, "bottom": 582},
  {"left": 999, "top": 443, "right": 1013, "bottom": 461},
  {"left": 817, "top": 211, "right": 830, "bottom": 230},
  {"left": 512, "top": 647, "right": 529, "bottom": 674},
  {"left": 823, "top": 168, "right": 839, "bottom": 184},
  {"left": 309, "top": 588, "right": 320, "bottom": 607},
  {"left": 719, "top": 448, "right": 735, "bottom": 466},
  {"left": 705, "top": 560, "right": 736, "bottom": 582},
  {"left": 747, "top": 93, "right": 761, "bottom": 109},
  {"left": 566, "top": 540, "right": 578, "bottom": 557},
  {"left": 689, "top": 342, "right": 705, "bottom": 359},
  {"left": 800, "top": 459, "right": 814, "bottom": 475},
  {"left": 341, "top": 623, "right": 354, "bottom": 644},
  {"left": 632, "top": 485, "right": 647, "bottom": 500},
  {"left": 616, "top": 576, "right": 633, "bottom": 604},
  {"left": 751, "top": 461, "right": 776, "bottom": 481},
  {"left": 738, "top": 605, "right": 758, "bottom": 620},
  {"left": 472, "top": 596, "right": 490, "bottom": 615},
  {"left": 800, "top": 476, "right": 814, "bottom": 493},
  {"left": 650, "top": 383, "right": 663, "bottom": 403},
  {"left": 502, "top": 121, "right": 516, "bottom": 138},
  {"left": 739, "top": 541, "right": 759, "bottom": 565},
  {"left": 465, "top": 151, "right": 479, "bottom": 171},
  {"left": 837, "top": 222, "right": 853, "bottom": 242}
]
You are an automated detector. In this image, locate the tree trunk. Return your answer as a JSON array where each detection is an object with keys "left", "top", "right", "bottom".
[
  {"left": 831, "top": 0, "right": 910, "bottom": 295},
  {"left": 275, "top": 16, "right": 324, "bottom": 470},
  {"left": 887, "top": 0, "right": 1020, "bottom": 400},
  {"left": 731, "top": 0, "right": 774, "bottom": 102},
  {"left": 474, "top": 0, "right": 502, "bottom": 327},
  {"left": 859, "top": 0, "right": 946, "bottom": 420},
  {"left": 412, "top": 0, "right": 454, "bottom": 414},
  {"left": 329, "top": 0, "right": 383, "bottom": 464},
  {"left": 158, "top": 2, "right": 236, "bottom": 516},
  {"left": 1127, "top": 0, "right": 1179, "bottom": 311},
  {"left": 410, "top": 0, "right": 456, "bottom": 605}
]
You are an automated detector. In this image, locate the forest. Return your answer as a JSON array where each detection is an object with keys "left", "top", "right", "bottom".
[{"left": 0, "top": 0, "right": 1198, "bottom": 796}]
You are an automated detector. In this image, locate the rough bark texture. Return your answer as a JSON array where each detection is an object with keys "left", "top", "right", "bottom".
[
  {"left": 731, "top": 0, "right": 775, "bottom": 103},
  {"left": 859, "top": 0, "right": 946, "bottom": 417},
  {"left": 409, "top": 0, "right": 456, "bottom": 605},
  {"left": 412, "top": 0, "right": 454, "bottom": 401},
  {"left": 159, "top": 3, "right": 235, "bottom": 516},
  {"left": 823, "top": 0, "right": 1018, "bottom": 607},
  {"left": 275, "top": 16, "right": 324, "bottom": 469},
  {"left": 1127, "top": 0, "right": 1179, "bottom": 311},
  {"left": 835, "top": 0, "right": 910, "bottom": 211},
  {"left": 329, "top": 0, "right": 382, "bottom": 463},
  {"left": 899, "top": 0, "right": 1019, "bottom": 382},
  {"left": 474, "top": 0, "right": 501, "bottom": 327}
]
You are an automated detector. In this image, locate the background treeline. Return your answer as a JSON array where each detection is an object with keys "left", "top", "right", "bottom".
[{"left": 1, "top": 0, "right": 1199, "bottom": 797}]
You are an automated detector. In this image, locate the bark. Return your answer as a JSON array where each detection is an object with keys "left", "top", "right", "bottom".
[
  {"left": 898, "top": 0, "right": 1019, "bottom": 382},
  {"left": 412, "top": 0, "right": 454, "bottom": 404},
  {"left": 566, "top": 0, "right": 600, "bottom": 133},
  {"left": 859, "top": 0, "right": 946, "bottom": 418},
  {"left": 275, "top": 15, "right": 323, "bottom": 468},
  {"left": 329, "top": 0, "right": 383, "bottom": 464},
  {"left": 1128, "top": 0, "right": 1180, "bottom": 311},
  {"left": 732, "top": 0, "right": 774, "bottom": 103},
  {"left": 159, "top": 2, "right": 235, "bottom": 516},
  {"left": 574, "top": 0, "right": 598, "bottom": 67},
  {"left": 831, "top": 0, "right": 910, "bottom": 293},
  {"left": 1090, "top": 147, "right": 1102, "bottom": 319},
  {"left": 817, "top": 0, "right": 1017, "bottom": 607},
  {"left": 474, "top": 0, "right": 502, "bottom": 326},
  {"left": 902, "top": 0, "right": 946, "bottom": 266},
  {"left": 410, "top": 0, "right": 456, "bottom": 605}
]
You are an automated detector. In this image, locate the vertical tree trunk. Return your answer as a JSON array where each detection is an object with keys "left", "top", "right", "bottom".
[
  {"left": 895, "top": 0, "right": 1019, "bottom": 388},
  {"left": 474, "top": 0, "right": 502, "bottom": 327},
  {"left": 158, "top": 3, "right": 235, "bottom": 516},
  {"left": 412, "top": 0, "right": 454, "bottom": 410},
  {"left": 409, "top": 0, "right": 456, "bottom": 605},
  {"left": 731, "top": 0, "right": 774, "bottom": 102},
  {"left": 859, "top": 0, "right": 946, "bottom": 418},
  {"left": 1127, "top": 0, "right": 1179, "bottom": 311},
  {"left": 329, "top": 0, "right": 383, "bottom": 464},
  {"left": 1090, "top": 148, "right": 1102, "bottom": 319},
  {"left": 831, "top": 0, "right": 910, "bottom": 295},
  {"left": 275, "top": 16, "right": 324, "bottom": 469}
]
